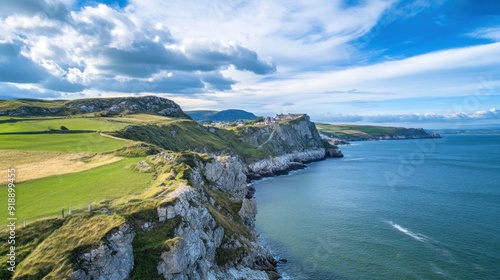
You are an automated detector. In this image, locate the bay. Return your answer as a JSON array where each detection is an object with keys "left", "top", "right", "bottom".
[{"left": 254, "top": 134, "right": 500, "bottom": 279}]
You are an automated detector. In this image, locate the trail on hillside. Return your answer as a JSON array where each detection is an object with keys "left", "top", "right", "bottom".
[{"left": 257, "top": 125, "right": 276, "bottom": 149}]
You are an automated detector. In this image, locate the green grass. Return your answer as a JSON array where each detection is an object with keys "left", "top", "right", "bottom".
[
  {"left": 112, "top": 119, "right": 267, "bottom": 160},
  {"left": 0, "top": 218, "right": 65, "bottom": 280},
  {"left": 0, "top": 133, "right": 128, "bottom": 152},
  {"left": 316, "top": 123, "right": 399, "bottom": 138},
  {"left": 0, "top": 158, "right": 152, "bottom": 222},
  {"left": 0, "top": 116, "right": 22, "bottom": 120},
  {"left": 13, "top": 214, "right": 125, "bottom": 279},
  {"left": 104, "top": 113, "right": 175, "bottom": 124},
  {"left": 0, "top": 117, "right": 128, "bottom": 132}
]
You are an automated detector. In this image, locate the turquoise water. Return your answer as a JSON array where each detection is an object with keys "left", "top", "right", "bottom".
[{"left": 254, "top": 135, "right": 500, "bottom": 279}]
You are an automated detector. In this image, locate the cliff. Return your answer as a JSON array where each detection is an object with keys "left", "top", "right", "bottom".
[
  {"left": 114, "top": 114, "right": 343, "bottom": 180},
  {"left": 231, "top": 115, "right": 342, "bottom": 179},
  {"left": 10, "top": 152, "right": 278, "bottom": 279}
]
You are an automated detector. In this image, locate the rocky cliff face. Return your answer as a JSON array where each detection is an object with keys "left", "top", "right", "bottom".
[
  {"left": 154, "top": 153, "right": 278, "bottom": 279},
  {"left": 68, "top": 153, "right": 277, "bottom": 280},
  {"left": 70, "top": 224, "right": 135, "bottom": 280},
  {"left": 237, "top": 115, "right": 324, "bottom": 155},
  {"left": 237, "top": 115, "right": 337, "bottom": 179}
]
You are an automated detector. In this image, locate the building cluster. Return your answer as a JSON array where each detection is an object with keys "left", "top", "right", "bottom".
[
  {"left": 253, "top": 113, "right": 302, "bottom": 125},
  {"left": 205, "top": 113, "right": 303, "bottom": 128}
]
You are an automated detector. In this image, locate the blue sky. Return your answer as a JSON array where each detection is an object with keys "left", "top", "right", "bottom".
[{"left": 0, "top": 0, "right": 499, "bottom": 128}]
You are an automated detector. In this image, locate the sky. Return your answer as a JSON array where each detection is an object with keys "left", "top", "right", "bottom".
[{"left": 1, "top": 0, "right": 499, "bottom": 128}]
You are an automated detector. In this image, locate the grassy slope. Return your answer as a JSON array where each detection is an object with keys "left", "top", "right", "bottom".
[
  {"left": 0, "top": 151, "right": 123, "bottom": 184},
  {"left": 0, "top": 157, "right": 152, "bottom": 222},
  {"left": 316, "top": 123, "right": 399, "bottom": 138},
  {"left": 14, "top": 214, "right": 125, "bottom": 279},
  {"left": 0, "top": 219, "right": 65, "bottom": 280},
  {"left": 0, "top": 114, "right": 176, "bottom": 132},
  {"left": 112, "top": 119, "right": 267, "bottom": 160},
  {"left": 0, "top": 133, "right": 128, "bottom": 152}
]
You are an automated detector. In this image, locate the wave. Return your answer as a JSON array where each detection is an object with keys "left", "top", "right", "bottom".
[
  {"left": 343, "top": 157, "right": 365, "bottom": 161},
  {"left": 386, "top": 221, "right": 428, "bottom": 242},
  {"left": 430, "top": 263, "right": 449, "bottom": 277}
]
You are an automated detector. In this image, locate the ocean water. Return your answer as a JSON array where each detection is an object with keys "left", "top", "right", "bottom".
[{"left": 254, "top": 135, "right": 500, "bottom": 279}]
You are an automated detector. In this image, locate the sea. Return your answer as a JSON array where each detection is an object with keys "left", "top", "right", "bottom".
[{"left": 253, "top": 134, "right": 500, "bottom": 280}]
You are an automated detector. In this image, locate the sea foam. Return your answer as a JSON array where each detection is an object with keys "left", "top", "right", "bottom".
[{"left": 387, "top": 221, "right": 428, "bottom": 242}]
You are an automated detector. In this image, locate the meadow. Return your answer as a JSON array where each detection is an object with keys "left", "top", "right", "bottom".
[
  {"left": 0, "top": 133, "right": 128, "bottom": 152},
  {"left": 0, "top": 157, "right": 152, "bottom": 222},
  {"left": 0, "top": 115, "right": 151, "bottom": 223},
  {"left": 0, "top": 117, "right": 126, "bottom": 132}
]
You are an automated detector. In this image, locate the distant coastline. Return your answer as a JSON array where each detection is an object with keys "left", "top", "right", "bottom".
[
  {"left": 316, "top": 123, "right": 441, "bottom": 143},
  {"left": 432, "top": 129, "right": 500, "bottom": 135}
]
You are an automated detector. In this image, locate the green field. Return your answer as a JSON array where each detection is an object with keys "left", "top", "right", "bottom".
[
  {"left": 0, "top": 114, "right": 177, "bottom": 133},
  {"left": 0, "top": 117, "right": 127, "bottom": 132},
  {"left": 0, "top": 157, "right": 151, "bottom": 222},
  {"left": 0, "top": 133, "right": 128, "bottom": 152}
]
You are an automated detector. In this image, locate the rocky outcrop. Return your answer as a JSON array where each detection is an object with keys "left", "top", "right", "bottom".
[
  {"left": 202, "top": 155, "right": 248, "bottom": 199},
  {"left": 246, "top": 148, "right": 326, "bottom": 179},
  {"left": 237, "top": 115, "right": 324, "bottom": 155},
  {"left": 156, "top": 186, "right": 225, "bottom": 279},
  {"left": 70, "top": 224, "right": 135, "bottom": 280},
  {"left": 154, "top": 154, "right": 276, "bottom": 279},
  {"left": 326, "top": 146, "right": 344, "bottom": 158},
  {"left": 238, "top": 198, "right": 258, "bottom": 229},
  {"left": 238, "top": 115, "right": 337, "bottom": 179}
]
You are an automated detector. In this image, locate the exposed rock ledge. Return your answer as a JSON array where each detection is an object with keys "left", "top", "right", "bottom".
[
  {"left": 246, "top": 148, "right": 343, "bottom": 180},
  {"left": 70, "top": 224, "right": 135, "bottom": 280}
]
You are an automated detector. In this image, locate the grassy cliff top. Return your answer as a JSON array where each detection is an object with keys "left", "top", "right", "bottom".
[
  {"left": 316, "top": 123, "right": 434, "bottom": 140},
  {"left": 316, "top": 123, "right": 399, "bottom": 137}
]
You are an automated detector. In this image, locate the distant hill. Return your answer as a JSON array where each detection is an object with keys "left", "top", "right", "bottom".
[
  {"left": 316, "top": 123, "right": 440, "bottom": 141},
  {"left": 186, "top": 109, "right": 258, "bottom": 122},
  {"left": 0, "top": 96, "right": 189, "bottom": 118}
]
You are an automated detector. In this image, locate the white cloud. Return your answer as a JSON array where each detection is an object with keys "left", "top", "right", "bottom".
[
  {"left": 0, "top": 0, "right": 277, "bottom": 94},
  {"left": 0, "top": 0, "right": 498, "bottom": 127},
  {"left": 127, "top": 0, "right": 397, "bottom": 70},
  {"left": 469, "top": 27, "right": 500, "bottom": 41},
  {"left": 241, "top": 42, "right": 500, "bottom": 104},
  {"left": 316, "top": 108, "right": 500, "bottom": 124}
]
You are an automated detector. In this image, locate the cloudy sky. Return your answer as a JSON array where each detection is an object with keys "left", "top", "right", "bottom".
[{"left": 1, "top": 0, "right": 499, "bottom": 128}]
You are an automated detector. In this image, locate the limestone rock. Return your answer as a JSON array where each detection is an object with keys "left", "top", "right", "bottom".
[
  {"left": 70, "top": 224, "right": 135, "bottom": 280},
  {"left": 238, "top": 198, "right": 257, "bottom": 230}
]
